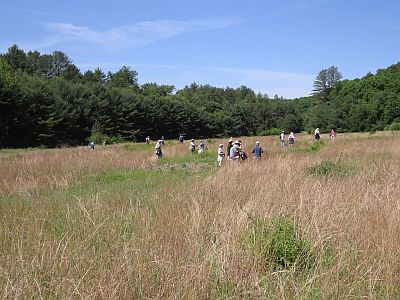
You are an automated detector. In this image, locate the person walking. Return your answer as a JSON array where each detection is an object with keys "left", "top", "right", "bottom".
[
  {"left": 288, "top": 132, "right": 296, "bottom": 147},
  {"left": 179, "top": 134, "right": 184, "bottom": 144},
  {"left": 89, "top": 141, "right": 95, "bottom": 151},
  {"left": 145, "top": 136, "right": 150, "bottom": 145},
  {"left": 189, "top": 139, "right": 196, "bottom": 153},
  {"left": 280, "top": 131, "right": 286, "bottom": 147},
  {"left": 198, "top": 140, "right": 205, "bottom": 154},
  {"left": 330, "top": 129, "right": 336, "bottom": 140},
  {"left": 217, "top": 144, "right": 225, "bottom": 166},
  {"left": 251, "top": 141, "right": 263, "bottom": 160},
  {"left": 227, "top": 138, "right": 233, "bottom": 159},
  {"left": 314, "top": 128, "right": 320, "bottom": 141},
  {"left": 155, "top": 140, "right": 163, "bottom": 158}
]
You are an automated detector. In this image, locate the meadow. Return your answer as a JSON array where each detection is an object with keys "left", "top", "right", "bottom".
[{"left": 1, "top": 132, "right": 400, "bottom": 299}]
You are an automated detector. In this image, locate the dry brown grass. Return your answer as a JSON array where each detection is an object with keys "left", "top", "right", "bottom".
[{"left": 1, "top": 132, "right": 400, "bottom": 299}]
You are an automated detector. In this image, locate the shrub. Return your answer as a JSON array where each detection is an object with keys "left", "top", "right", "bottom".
[
  {"left": 302, "top": 140, "right": 324, "bottom": 153},
  {"left": 245, "top": 216, "right": 313, "bottom": 270},
  {"left": 257, "top": 128, "right": 281, "bottom": 136},
  {"left": 88, "top": 132, "right": 110, "bottom": 144},
  {"left": 306, "top": 159, "right": 357, "bottom": 177},
  {"left": 384, "top": 122, "right": 400, "bottom": 131}
]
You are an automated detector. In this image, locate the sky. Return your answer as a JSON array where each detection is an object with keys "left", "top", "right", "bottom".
[{"left": 1, "top": 0, "right": 400, "bottom": 99}]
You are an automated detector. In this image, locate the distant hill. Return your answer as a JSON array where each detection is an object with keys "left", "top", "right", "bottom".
[{"left": 1, "top": 44, "right": 400, "bottom": 147}]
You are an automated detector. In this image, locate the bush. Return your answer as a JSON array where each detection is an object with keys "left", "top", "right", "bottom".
[
  {"left": 384, "top": 122, "right": 400, "bottom": 131},
  {"left": 87, "top": 133, "right": 126, "bottom": 145},
  {"left": 245, "top": 216, "right": 313, "bottom": 270},
  {"left": 306, "top": 159, "right": 357, "bottom": 177},
  {"left": 257, "top": 128, "right": 281, "bottom": 136},
  {"left": 88, "top": 132, "right": 110, "bottom": 144},
  {"left": 305, "top": 141, "right": 324, "bottom": 153},
  {"left": 109, "top": 135, "right": 125, "bottom": 144}
]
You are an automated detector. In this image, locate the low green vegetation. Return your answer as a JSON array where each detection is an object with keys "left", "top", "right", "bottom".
[
  {"left": 124, "top": 142, "right": 154, "bottom": 152},
  {"left": 306, "top": 159, "right": 357, "bottom": 177},
  {"left": 257, "top": 128, "right": 281, "bottom": 136},
  {"left": 159, "top": 151, "right": 216, "bottom": 167},
  {"left": 244, "top": 216, "right": 313, "bottom": 270},
  {"left": 384, "top": 122, "right": 400, "bottom": 131},
  {"left": 290, "top": 140, "right": 324, "bottom": 154}
]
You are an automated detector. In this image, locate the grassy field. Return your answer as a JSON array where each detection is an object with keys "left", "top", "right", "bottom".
[{"left": 1, "top": 132, "right": 400, "bottom": 298}]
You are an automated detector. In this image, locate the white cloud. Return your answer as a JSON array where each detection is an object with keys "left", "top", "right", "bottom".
[{"left": 37, "top": 17, "right": 244, "bottom": 49}]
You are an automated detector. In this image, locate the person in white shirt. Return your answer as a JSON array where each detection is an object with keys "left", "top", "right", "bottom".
[
  {"left": 217, "top": 144, "right": 225, "bottom": 166},
  {"left": 189, "top": 139, "right": 196, "bottom": 153},
  {"left": 155, "top": 140, "right": 163, "bottom": 158},
  {"left": 280, "top": 131, "right": 286, "bottom": 147},
  {"left": 288, "top": 132, "right": 295, "bottom": 147},
  {"left": 314, "top": 128, "right": 320, "bottom": 141}
]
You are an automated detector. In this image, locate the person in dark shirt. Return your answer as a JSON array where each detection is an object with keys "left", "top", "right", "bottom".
[
  {"left": 226, "top": 138, "right": 233, "bottom": 159},
  {"left": 251, "top": 141, "right": 264, "bottom": 160}
]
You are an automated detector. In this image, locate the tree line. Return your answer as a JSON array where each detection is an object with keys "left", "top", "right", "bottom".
[{"left": 1, "top": 44, "right": 400, "bottom": 148}]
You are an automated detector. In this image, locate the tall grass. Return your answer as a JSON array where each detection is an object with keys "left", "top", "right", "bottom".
[{"left": 1, "top": 132, "right": 400, "bottom": 298}]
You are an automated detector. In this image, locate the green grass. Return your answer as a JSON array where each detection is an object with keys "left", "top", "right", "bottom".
[
  {"left": 159, "top": 151, "right": 216, "bottom": 167},
  {"left": 244, "top": 216, "right": 313, "bottom": 270},
  {"left": 124, "top": 143, "right": 155, "bottom": 152},
  {"left": 54, "top": 168, "right": 196, "bottom": 201},
  {"left": 289, "top": 141, "right": 325, "bottom": 154},
  {"left": 305, "top": 159, "right": 357, "bottom": 177}
]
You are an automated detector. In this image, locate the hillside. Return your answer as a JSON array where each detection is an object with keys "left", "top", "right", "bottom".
[{"left": 1, "top": 45, "right": 400, "bottom": 147}]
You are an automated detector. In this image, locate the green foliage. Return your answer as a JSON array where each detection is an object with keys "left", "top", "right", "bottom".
[
  {"left": 160, "top": 151, "right": 216, "bottom": 167},
  {"left": 305, "top": 159, "right": 357, "bottom": 177},
  {"left": 305, "top": 141, "right": 324, "bottom": 153},
  {"left": 3, "top": 44, "right": 400, "bottom": 148},
  {"left": 245, "top": 216, "right": 313, "bottom": 270},
  {"left": 257, "top": 128, "right": 281, "bottom": 136},
  {"left": 384, "top": 122, "right": 400, "bottom": 131},
  {"left": 313, "top": 66, "right": 342, "bottom": 100},
  {"left": 124, "top": 143, "right": 153, "bottom": 152},
  {"left": 88, "top": 132, "right": 109, "bottom": 144}
]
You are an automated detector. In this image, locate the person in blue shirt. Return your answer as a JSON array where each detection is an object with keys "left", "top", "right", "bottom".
[
  {"left": 198, "top": 140, "right": 205, "bottom": 154},
  {"left": 178, "top": 134, "right": 184, "bottom": 144},
  {"left": 251, "top": 141, "right": 263, "bottom": 160},
  {"left": 89, "top": 141, "right": 95, "bottom": 151}
]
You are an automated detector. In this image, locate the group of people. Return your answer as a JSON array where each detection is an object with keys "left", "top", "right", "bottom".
[
  {"left": 90, "top": 127, "right": 337, "bottom": 160},
  {"left": 100, "top": 128, "right": 338, "bottom": 163},
  {"left": 216, "top": 138, "right": 264, "bottom": 166},
  {"left": 189, "top": 139, "right": 205, "bottom": 154},
  {"left": 154, "top": 136, "right": 206, "bottom": 159},
  {"left": 279, "top": 131, "right": 297, "bottom": 147},
  {"left": 314, "top": 128, "right": 336, "bottom": 141}
]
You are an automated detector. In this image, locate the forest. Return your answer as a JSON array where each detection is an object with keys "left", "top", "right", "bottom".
[{"left": 1, "top": 44, "right": 400, "bottom": 148}]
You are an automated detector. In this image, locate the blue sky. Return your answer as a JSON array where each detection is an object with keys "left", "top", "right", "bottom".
[{"left": 1, "top": 0, "right": 399, "bottom": 98}]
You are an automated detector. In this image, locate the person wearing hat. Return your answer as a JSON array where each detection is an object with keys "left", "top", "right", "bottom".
[
  {"left": 280, "top": 131, "right": 286, "bottom": 147},
  {"left": 288, "top": 132, "right": 296, "bottom": 147},
  {"left": 226, "top": 138, "right": 233, "bottom": 159},
  {"left": 230, "top": 140, "right": 241, "bottom": 161},
  {"left": 251, "top": 141, "right": 263, "bottom": 160},
  {"left": 189, "top": 139, "right": 196, "bottom": 153},
  {"left": 217, "top": 144, "right": 225, "bottom": 166}
]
